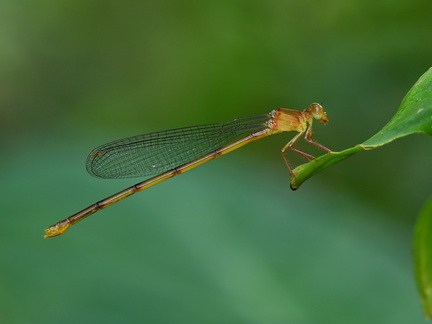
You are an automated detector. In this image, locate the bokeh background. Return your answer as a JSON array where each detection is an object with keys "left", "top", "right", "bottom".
[{"left": 1, "top": 1, "right": 432, "bottom": 323}]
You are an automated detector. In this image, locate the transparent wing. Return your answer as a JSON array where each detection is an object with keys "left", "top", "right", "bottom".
[{"left": 86, "top": 114, "right": 270, "bottom": 179}]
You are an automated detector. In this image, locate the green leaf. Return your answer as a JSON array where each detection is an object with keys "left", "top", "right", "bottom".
[
  {"left": 290, "top": 67, "right": 432, "bottom": 190},
  {"left": 414, "top": 195, "right": 432, "bottom": 318}
]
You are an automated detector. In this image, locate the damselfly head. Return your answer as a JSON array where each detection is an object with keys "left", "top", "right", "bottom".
[{"left": 308, "top": 103, "right": 328, "bottom": 124}]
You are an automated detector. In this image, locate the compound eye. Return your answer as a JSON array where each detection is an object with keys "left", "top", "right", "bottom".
[
  {"left": 309, "top": 103, "right": 324, "bottom": 119},
  {"left": 308, "top": 103, "right": 328, "bottom": 124}
]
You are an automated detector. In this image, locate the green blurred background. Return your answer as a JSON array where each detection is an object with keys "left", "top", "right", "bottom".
[{"left": 1, "top": 0, "right": 432, "bottom": 323}]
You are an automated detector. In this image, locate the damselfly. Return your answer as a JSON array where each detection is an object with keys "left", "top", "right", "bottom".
[{"left": 44, "top": 103, "right": 331, "bottom": 238}]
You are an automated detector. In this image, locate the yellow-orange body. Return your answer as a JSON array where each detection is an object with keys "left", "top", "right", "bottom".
[
  {"left": 45, "top": 103, "right": 330, "bottom": 238},
  {"left": 270, "top": 109, "right": 309, "bottom": 133}
]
